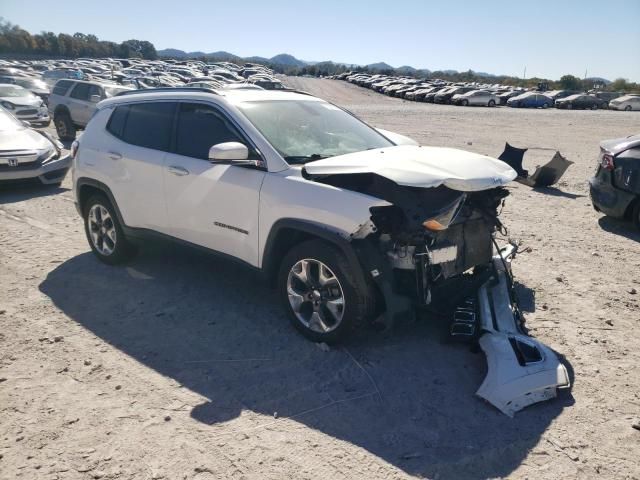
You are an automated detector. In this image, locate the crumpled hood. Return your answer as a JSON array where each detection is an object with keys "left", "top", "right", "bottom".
[{"left": 303, "top": 145, "right": 517, "bottom": 191}]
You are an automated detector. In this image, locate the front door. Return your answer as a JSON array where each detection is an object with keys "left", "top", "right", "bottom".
[{"left": 162, "top": 102, "right": 265, "bottom": 266}]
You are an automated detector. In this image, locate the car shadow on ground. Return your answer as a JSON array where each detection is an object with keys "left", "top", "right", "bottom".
[
  {"left": 598, "top": 216, "right": 640, "bottom": 242},
  {"left": 531, "top": 186, "right": 585, "bottom": 199},
  {"left": 39, "top": 241, "right": 573, "bottom": 479},
  {"left": 0, "top": 183, "right": 69, "bottom": 203}
]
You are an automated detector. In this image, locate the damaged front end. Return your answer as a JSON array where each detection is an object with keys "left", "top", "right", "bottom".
[{"left": 303, "top": 146, "right": 569, "bottom": 415}]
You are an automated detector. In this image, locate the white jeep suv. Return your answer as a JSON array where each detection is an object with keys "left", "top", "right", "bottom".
[{"left": 72, "top": 87, "right": 569, "bottom": 415}]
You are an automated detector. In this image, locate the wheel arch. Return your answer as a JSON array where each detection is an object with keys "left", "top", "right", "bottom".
[
  {"left": 53, "top": 104, "right": 70, "bottom": 118},
  {"left": 262, "top": 219, "right": 368, "bottom": 288},
  {"left": 76, "top": 177, "right": 125, "bottom": 226}
]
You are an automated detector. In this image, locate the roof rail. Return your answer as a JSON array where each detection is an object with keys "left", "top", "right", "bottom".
[{"left": 115, "top": 87, "right": 219, "bottom": 97}]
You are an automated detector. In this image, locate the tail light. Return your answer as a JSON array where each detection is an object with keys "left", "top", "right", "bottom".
[
  {"left": 70, "top": 140, "right": 79, "bottom": 159},
  {"left": 600, "top": 153, "right": 614, "bottom": 171}
]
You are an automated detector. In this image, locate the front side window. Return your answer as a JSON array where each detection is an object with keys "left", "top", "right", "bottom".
[
  {"left": 175, "top": 103, "right": 242, "bottom": 160},
  {"left": 237, "top": 100, "right": 392, "bottom": 164}
]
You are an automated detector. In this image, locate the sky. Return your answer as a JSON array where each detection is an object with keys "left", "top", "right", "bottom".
[{"left": 3, "top": 0, "right": 640, "bottom": 81}]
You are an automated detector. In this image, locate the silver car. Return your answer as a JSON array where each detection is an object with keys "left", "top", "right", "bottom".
[
  {"left": 0, "top": 107, "right": 70, "bottom": 186},
  {"left": 0, "top": 84, "right": 50, "bottom": 126},
  {"left": 453, "top": 89, "right": 499, "bottom": 107}
]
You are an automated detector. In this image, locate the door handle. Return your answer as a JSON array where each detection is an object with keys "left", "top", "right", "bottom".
[
  {"left": 168, "top": 165, "right": 189, "bottom": 176},
  {"left": 108, "top": 151, "right": 122, "bottom": 160}
]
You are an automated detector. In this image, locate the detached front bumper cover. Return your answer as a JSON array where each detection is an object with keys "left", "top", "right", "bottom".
[{"left": 476, "top": 245, "right": 570, "bottom": 416}]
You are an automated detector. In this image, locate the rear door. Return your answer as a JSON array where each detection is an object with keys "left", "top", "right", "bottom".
[
  {"left": 68, "top": 83, "right": 102, "bottom": 126},
  {"left": 162, "top": 102, "right": 266, "bottom": 266},
  {"left": 101, "top": 101, "right": 175, "bottom": 231}
]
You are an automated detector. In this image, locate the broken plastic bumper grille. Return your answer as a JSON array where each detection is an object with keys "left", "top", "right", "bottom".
[{"left": 475, "top": 245, "right": 570, "bottom": 416}]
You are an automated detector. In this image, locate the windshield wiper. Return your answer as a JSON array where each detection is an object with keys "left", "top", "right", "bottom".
[{"left": 283, "top": 154, "right": 327, "bottom": 164}]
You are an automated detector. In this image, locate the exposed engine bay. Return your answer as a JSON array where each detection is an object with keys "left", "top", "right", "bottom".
[{"left": 303, "top": 162, "right": 570, "bottom": 416}]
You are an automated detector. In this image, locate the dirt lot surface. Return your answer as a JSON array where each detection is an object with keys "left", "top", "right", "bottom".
[{"left": 1, "top": 77, "right": 640, "bottom": 480}]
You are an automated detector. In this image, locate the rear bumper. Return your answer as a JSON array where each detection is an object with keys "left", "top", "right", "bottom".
[
  {"left": 589, "top": 175, "right": 636, "bottom": 218},
  {"left": 0, "top": 153, "right": 71, "bottom": 185},
  {"left": 475, "top": 245, "right": 570, "bottom": 416}
]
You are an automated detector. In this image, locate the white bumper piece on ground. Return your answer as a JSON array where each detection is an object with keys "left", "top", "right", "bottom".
[{"left": 476, "top": 246, "right": 570, "bottom": 416}]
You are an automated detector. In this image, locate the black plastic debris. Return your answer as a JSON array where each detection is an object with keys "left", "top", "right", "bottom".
[{"left": 498, "top": 143, "right": 573, "bottom": 188}]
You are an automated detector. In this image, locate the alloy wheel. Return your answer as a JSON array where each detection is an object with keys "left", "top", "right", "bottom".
[
  {"left": 88, "top": 204, "right": 117, "bottom": 256},
  {"left": 287, "top": 259, "right": 345, "bottom": 333}
]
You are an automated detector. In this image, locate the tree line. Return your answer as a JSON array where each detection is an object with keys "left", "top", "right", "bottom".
[{"left": 0, "top": 18, "right": 158, "bottom": 60}]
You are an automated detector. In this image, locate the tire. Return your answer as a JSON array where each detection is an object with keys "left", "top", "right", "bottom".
[
  {"left": 488, "top": 99, "right": 496, "bottom": 107},
  {"left": 625, "top": 105, "right": 632, "bottom": 111},
  {"left": 632, "top": 199, "right": 640, "bottom": 231},
  {"left": 54, "top": 111, "right": 76, "bottom": 142},
  {"left": 278, "top": 239, "right": 374, "bottom": 343},
  {"left": 591, "top": 104, "right": 599, "bottom": 110},
  {"left": 460, "top": 99, "right": 468, "bottom": 106},
  {"left": 567, "top": 103, "right": 573, "bottom": 110},
  {"left": 542, "top": 103, "right": 549, "bottom": 109},
  {"left": 83, "top": 194, "right": 135, "bottom": 265}
]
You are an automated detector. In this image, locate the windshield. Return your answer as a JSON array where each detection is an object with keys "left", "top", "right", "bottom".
[
  {"left": 237, "top": 100, "right": 393, "bottom": 164},
  {"left": 0, "top": 85, "right": 31, "bottom": 98},
  {"left": 0, "top": 109, "right": 22, "bottom": 131}
]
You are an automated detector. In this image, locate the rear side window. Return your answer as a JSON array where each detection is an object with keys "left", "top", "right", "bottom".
[
  {"left": 70, "top": 83, "right": 91, "bottom": 100},
  {"left": 53, "top": 80, "right": 74, "bottom": 96},
  {"left": 121, "top": 102, "right": 175, "bottom": 151},
  {"left": 175, "top": 103, "right": 242, "bottom": 160},
  {"left": 106, "top": 105, "right": 129, "bottom": 139}
]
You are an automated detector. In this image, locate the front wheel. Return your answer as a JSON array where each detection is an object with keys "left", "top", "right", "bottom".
[
  {"left": 461, "top": 99, "right": 468, "bottom": 106},
  {"left": 83, "top": 194, "right": 135, "bottom": 265},
  {"left": 542, "top": 102, "right": 549, "bottom": 109},
  {"left": 625, "top": 105, "right": 632, "bottom": 111},
  {"left": 278, "top": 240, "right": 374, "bottom": 343},
  {"left": 591, "top": 104, "right": 599, "bottom": 110},
  {"left": 488, "top": 99, "right": 496, "bottom": 107}
]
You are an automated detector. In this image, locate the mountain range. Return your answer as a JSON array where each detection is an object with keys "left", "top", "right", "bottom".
[{"left": 156, "top": 49, "right": 611, "bottom": 83}]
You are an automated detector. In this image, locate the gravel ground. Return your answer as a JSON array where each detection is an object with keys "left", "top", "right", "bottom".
[{"left": 1, "top": 77, "right": 639, "bottom": 480}]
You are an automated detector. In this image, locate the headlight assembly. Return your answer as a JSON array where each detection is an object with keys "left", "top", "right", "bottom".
[{"left": 423, "top": 194, "right": 466, "bottom": 232}]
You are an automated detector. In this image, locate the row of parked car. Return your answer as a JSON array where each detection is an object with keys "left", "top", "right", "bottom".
[
  {"left": 0, "top": 58, "right": 284, "bottom": 140},
  {"left": 331, "top": 72, "right": 640, "bottom": 111}
]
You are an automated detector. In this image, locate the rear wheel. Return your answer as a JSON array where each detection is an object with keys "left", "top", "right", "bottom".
[
  {"left": 83, "top": 194, "right": 135, "bottom": 264},
  {"left": 54, "top": 111, "right": 76, "bottom": 141},
  {"left": 461, "top": 99, "right": 469, "bottom": 106},
  {"left": 542, "top": 102, "right": 549, "bottom": 109},
  {"left": 278, "top": 240, "right": 374, "bottom": 343},
  {"left": 591, "top": 103, "right": 599, "bottom": 110},
  {"left": 488, "top": 99, "right": 496, "bottom": 107},
  {"left": 632, "top": 199, "right": 640, "bottom": 231},
  {"left": 625, "top": 105, "right": 632, "bottom": 111},
  {"left": 567, "top": 103, "right": 573, "bottom": 110}
]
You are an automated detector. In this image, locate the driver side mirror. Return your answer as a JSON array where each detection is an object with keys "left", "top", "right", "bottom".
[{"left": 208, "top": 142, "right": 258, "bottom": 166}]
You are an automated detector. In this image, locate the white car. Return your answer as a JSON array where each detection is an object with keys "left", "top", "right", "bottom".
[
  {"left": 72, "top": 87, "right": 569, "bottom": 415},
  {"left": 609, "top": 95, "right": 640, "bottom": 111},
  {"left": 0, "top": 84, "right": 50, "bottom": 126},
  {"left": 0, "top": 106, "right": 70, "bottom": 185}
]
